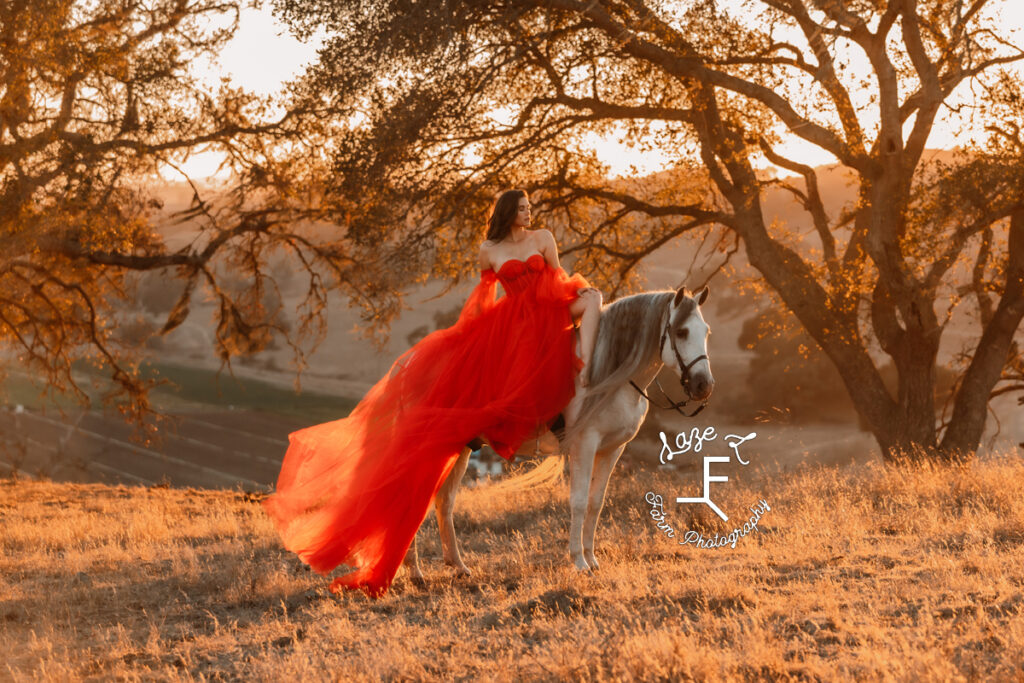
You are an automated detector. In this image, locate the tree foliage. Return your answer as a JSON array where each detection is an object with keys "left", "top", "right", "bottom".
[
  {"left": 0, "top": 0, "right": 393, "bottom": 436},
  {"left": 271, "top": 0, "right": 1024, "bottom": 462}
]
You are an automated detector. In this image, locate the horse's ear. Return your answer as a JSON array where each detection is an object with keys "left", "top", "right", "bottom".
[
  {"left": 673, "top": 286, "right": 688, "bottom": 307},
  {"left": 696, "top": 286, "right": 709, "bottom": 306}
]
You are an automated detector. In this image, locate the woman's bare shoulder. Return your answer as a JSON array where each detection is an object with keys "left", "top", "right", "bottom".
[{"left": 534, "top": 228, "right": 557, "bottom": 248}]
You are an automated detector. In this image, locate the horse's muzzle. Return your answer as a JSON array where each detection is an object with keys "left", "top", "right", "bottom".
[{"left": 685, "top": 372, "right": 714, "bottom": 402}]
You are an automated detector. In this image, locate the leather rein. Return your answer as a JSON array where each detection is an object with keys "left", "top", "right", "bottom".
[{"left": 629, "top": 308, "right": 709, "bottom": 418}]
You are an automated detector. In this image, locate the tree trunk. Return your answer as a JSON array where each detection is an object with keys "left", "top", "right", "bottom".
[
  {"left": 940, "top": 209, "right": 1024, "bottom": 460},
  {"left": 883, "top": 330, "right": 942, "bottom": 463}
]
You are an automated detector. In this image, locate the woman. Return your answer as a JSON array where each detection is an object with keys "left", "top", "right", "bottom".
[
  {"left": 479, "top": 190, "right": 602, "bottom": 386},
  {"left": 263, "top": 189, "right": 601, "bottom": 597}
]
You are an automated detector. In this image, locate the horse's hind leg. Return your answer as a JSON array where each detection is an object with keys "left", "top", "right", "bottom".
[
  {"left": 401, "top": 448, "right": 471, "bottom": 585},
  {"left": 435, "top": 447, "right": 472, "bottom": 576},
  {"left": 582, "top": 443, "right": 626, "bottom": 570},
  {"left": 402, "top": 538, "right": 426, "bottom": 587}
]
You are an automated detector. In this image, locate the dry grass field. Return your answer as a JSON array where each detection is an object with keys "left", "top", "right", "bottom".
[{"left": 2, "top": 454, "right": 1023, "bottom": 682}]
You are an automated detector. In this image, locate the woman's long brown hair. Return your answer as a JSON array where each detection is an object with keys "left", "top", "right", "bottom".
[{"left": 485, "top": 189, "right": 526, "bottom": 243}]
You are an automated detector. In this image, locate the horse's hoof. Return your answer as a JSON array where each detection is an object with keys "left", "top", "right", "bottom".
[
  {"left": 410, "top": 576, "right": 427, "bottom": 588},
  {"left": 572, "top": 557, "right": 592, "bottom": 572},
  {"left": 585, "top": 557, "right": 600, "bottom": 571},
  {"left": 445, "top": 558, "right": 472, "bottom": 577},
  {"left": 450, "top": 563, "right": 472, "bottom": 578}
]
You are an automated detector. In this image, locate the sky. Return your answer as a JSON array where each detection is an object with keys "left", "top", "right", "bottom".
[{"left": 175, "top": 3, "right": 1024, "bottom": 181}]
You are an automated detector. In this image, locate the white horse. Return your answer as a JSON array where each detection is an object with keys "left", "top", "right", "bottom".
[{"left": 402, "top": 284, "right": 714, "bottom": 580}]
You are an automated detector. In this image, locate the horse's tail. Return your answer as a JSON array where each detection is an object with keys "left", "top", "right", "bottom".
[{"left": 486, "top": 454, "right": 565, "bottom": 494}]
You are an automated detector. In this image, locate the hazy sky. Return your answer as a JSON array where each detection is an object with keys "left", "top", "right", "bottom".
[{"left": 177, "top": 4, "right": 1024, "bottom": 180}]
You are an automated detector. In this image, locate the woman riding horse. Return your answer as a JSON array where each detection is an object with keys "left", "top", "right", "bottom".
[{"left": 262, "top": 189, "right": 601, "bottom": 597}]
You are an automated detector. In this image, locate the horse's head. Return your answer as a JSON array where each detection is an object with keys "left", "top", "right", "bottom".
[{"left": 662, "top": 285, "right": 714, "bottom": 402}]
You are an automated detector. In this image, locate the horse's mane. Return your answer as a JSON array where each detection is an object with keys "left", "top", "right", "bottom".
[{"left": 566, "top": 290, "right": 695, "bottom": 440}]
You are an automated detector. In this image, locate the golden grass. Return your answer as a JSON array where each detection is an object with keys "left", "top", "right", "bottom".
[{"left": 2, "top": 454, "right": 1023, "bottom": 681}]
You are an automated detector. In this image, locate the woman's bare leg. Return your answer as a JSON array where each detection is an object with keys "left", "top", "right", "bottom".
[{"left": 569, "top": 289, "right": 602, "bottom": 387}]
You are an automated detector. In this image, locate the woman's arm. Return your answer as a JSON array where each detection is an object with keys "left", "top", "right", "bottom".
[
  {"left": 478, "top": 241, "right": 492, "bottom": 272},
  {"left": 538, "top": 229, "right": 561, "bottom": 271},
  {"left": 539, "top": 228, "right": 595, "bottom": 292}
]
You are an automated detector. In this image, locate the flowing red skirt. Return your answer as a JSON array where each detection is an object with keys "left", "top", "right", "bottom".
[{"left": 262, "top": 254, "right": 588, "bottom": 596}]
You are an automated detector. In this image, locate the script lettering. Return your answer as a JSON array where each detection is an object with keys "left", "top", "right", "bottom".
[{"left": 658, "top": 426, "right": 717, "bottom": 464}]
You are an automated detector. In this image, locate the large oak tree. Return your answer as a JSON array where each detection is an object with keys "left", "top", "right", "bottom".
[
  {"left": 0, "top": 0, "right": 402, "bottom": 436},
  {"left": 273, "top": 0, "right": 1024, "bottom": 462}
]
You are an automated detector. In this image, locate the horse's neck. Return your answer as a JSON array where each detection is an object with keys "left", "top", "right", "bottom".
[
  {"left": 630, "top": 356, "right": 664, "bottom": 392},
  {"left": 630, "top": 304, "right": 668, "bottom": 390}
]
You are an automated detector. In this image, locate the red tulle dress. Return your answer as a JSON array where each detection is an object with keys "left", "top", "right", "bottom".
[{"left": 262, "top": 253, "right": 589, "bottom": 597}]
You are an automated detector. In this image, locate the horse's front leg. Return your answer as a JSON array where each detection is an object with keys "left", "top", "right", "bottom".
[
  {"left": 435, "top": 447, "right": 472, "bottom": 576},
  {"left": 583, "top": 443, "right": 626, "bottom": 570},
  {"left": 568, "top": 431, "right": 599, "bottom": 571}
]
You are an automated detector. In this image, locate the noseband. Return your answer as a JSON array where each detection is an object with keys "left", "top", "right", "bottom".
[{"left": 629, "top": 308, "right": 709, "bottom": 417}]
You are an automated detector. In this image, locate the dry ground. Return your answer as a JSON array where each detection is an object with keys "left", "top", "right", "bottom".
[{"left": 2, "top": 454, "right": 1023, "bottom": 682}]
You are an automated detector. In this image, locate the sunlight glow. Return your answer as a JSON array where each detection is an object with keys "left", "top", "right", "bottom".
[
  {"left": 163, "top": 148, "right": 229, "bottom": 181},
  {"left": 170, "top": 3, "right": 1024, "bottom": 182},
  {"left": 205, "top": 6, "right": 323, "bottom": 97},
  {"left": 157, "top": 6, "right": 323, "bottom": 181}
]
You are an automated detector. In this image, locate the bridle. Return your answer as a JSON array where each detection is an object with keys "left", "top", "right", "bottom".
[{"left": 629, "top": 306, "right": 709, "bottom": 417}]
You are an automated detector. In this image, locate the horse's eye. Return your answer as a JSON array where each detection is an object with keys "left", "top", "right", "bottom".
[{"left": 676, "top": 328, "right": 689, "bottom": 339}]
